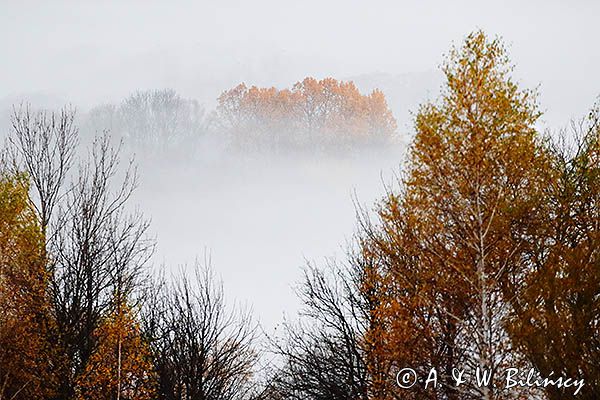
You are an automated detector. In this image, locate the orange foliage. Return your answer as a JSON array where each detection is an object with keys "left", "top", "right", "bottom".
[
  {"left": 0, "top": 173, "right": 57, "bottom": 399},
  {"left": 75, "top": 301, "right": 156, "bottom": 400},
  {"left": 216, "top": 77, "right": 396, "bottom": 150},
  {"left": 359, "top": 31, "right": 553, "bottom": 399}
]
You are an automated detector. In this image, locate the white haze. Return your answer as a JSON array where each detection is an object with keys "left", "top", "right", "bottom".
[
  {"left": 132, "top": 150, "right": 402, "bottom": 332},
  {"left": 1, "top": 0, "right": 599, "bottom": 332}
]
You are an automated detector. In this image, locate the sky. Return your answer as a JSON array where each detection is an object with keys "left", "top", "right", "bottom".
[
  {"left": 2, "top": 0, "right": 599, "bottom": 126},
  {"left": 2, "top": 0, "right": 599, "bottom": 331}
]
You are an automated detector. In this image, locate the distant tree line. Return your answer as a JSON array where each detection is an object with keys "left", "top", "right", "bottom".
[
  {"left": 82, "top": 78, "right": 397, "bottom": 159},
  {"left": 214, "top": 78, "right": 397, "bottom": 152},
  {"left": 83, "top": 89, "right": 206, "bottom": 159},
  {"left": 0, "top": 31, "right": 598, "bottom": 400}
]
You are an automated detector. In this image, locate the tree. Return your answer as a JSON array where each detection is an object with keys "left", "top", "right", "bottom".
[
  {"left": 506, "top": 106, "right": 600, "bottom": 399},
  {"left": 7, "top": 105, "right": 155, "bottom": 400},
  {"left": 214, "top": 77, "right": 397, "bottom": 152},
  {"left": 48, "top": 134, "right": 154, "bottom": 399},
  {"left": 265, "top": 261, "right": 372, "bottom": 400},
  {"left": 0, "top": 172, "right": 57, "bottom": 399},
  {"left": 75, "top": 298, "right": 156, "bottom": 400},
  {"left": 142, "top": 265, "right": 259, "bottom": 400},
  {"left": 359, "top": 31, "right": 552, "bottom": 399},
  {"left": 7, "top": 105, "right": 78, "bottom": 238},
  {"left": 85, "top": 89, "right": 206, "bottom": 159}
]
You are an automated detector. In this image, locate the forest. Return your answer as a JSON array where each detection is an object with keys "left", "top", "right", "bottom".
[{"left": 0, "top": 30, "right": 599, "bottom": 400}]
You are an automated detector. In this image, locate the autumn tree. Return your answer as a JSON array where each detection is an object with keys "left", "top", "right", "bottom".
[
  {"left": 505, "top": 105, "right": 600, "bottom": 399},
  {"left": 75, "top": 298, "right": 156, "bottom": 400},
  {"left": 214, "top": 78, "right": 396, "bottom": 152},
  {"left": 358, "top": 31, "right": 553, "bottom": 399},
  {"left": 0, "top": 172, "right": 57, "bottom": 399}
]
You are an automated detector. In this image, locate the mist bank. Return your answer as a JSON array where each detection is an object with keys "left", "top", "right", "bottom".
[{"left": 132, "top": 142, "right": 405, "bottom": 332}]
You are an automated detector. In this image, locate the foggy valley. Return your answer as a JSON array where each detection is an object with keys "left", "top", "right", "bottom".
[{"left": 1, "top": 1, "right": 599, "bottom": 399}]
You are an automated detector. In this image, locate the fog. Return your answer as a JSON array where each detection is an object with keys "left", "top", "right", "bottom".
[
  {"left": 133, "top": 150, "right": 401, "bottom": 331},
  {"left": 2, "top": 0, "right": 599, "bottom": 332}
]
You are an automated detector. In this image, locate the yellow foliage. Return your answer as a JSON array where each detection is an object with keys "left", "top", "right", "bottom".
[
  {"left": 75, "top": 301, "right": 156, "bottom": 400},
  {"left": 360, "top": 30, "right": 553, "bottom": 399},
  {"left": 0, "top": 172, "right": 56, "bottom": 399}
]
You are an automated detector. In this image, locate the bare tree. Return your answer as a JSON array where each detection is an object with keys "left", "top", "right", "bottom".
[
  {"left": 7, "top": 104, "right": 78, "bottom": 237},
  {"left": 6, "top": 105, "right": 154, "bottom": 400},
  {"left": 118, "top": 89, "right": 205, "bottom": 155},
  {"left": 142, "top": 264, "right": 259, "bottom": 400},
  {"left": 48, "top": 133, "right": 154, "bottom": 399},
  {"left": 264, "top": 260, "right": 372, "bottom": 400}
]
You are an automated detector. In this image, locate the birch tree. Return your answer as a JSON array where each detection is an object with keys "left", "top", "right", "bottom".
[{"left": 361, "top": 31, "right": 552, "bottom": 399}]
